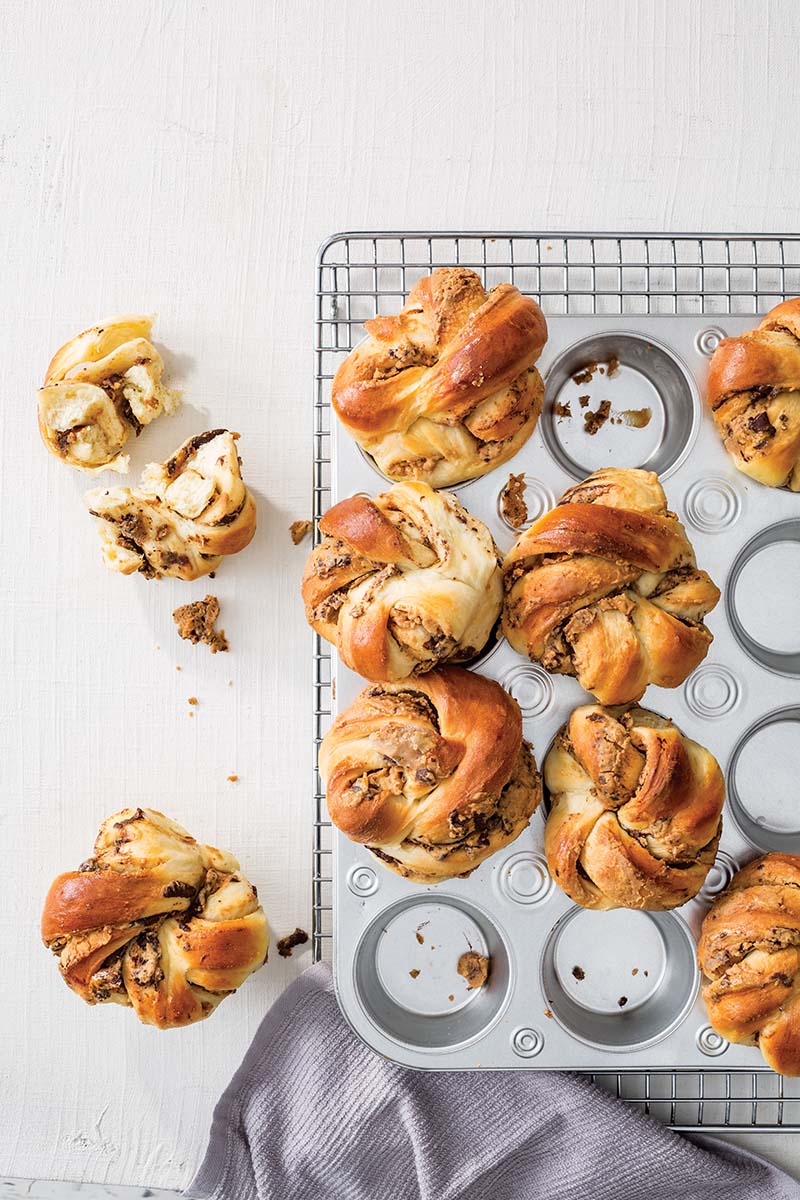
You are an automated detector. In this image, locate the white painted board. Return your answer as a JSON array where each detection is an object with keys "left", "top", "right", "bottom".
[{"left": 2, "top": 0, "right": 799, "bottom": 1188}]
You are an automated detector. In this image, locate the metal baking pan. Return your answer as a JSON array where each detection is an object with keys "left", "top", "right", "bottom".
[{"left": 312, "top": 233, "right": 800, "bottom": 1129}]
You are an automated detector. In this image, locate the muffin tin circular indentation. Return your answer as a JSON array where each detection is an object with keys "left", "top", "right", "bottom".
[
  {"left": 347, "top": 863, "right": 380, "bottom": 898},
  {"left": 698, "top": 850, "right": 739, "bottom": 902},
  {"left": 353, "top": 896, "right": 512, "bottom": 1051},
  {"left": 726, "top": 706, "right": 800, "bottom": 854},
  {"left": 683, "top": 664, "right": 741, "bottom": 720},
  {"left": 500, "top": 663, "right": 554, "bottom": 719},
  {"left": 541, "top": 332, "right": 699, "bottom": 482},
  {"left": 694, "top": 326, "right": 727, "bottom": 357},
  {"left": 540, "top": 907, "right": 698, "bottom": 1051},
  {"left": 496, "top": 851, "right": 554, "bottom": 908},
  {"left": 696, "top": 1025, "right": 729, "bottom": 1057},
  {"left": 496, "top": 475, "right": 555, "bottom": 533},
  {"left": 726, "top": 521, "right": 800, "bottom": 675},
  {"left": 683, "top": 476, "right": 742, "bottom": 533},
  {"left": 511, "top": 1027, "right": 544, "bottom": 1058}
]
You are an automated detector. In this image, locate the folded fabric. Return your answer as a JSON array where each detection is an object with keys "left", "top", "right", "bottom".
[{"left": 188, "top": 962, "right": 800, "bottom": 1200}]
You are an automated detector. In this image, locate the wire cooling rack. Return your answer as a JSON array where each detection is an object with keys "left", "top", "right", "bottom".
[{"left": 312, "top": 232, "right": 800, "bottom": 1131}]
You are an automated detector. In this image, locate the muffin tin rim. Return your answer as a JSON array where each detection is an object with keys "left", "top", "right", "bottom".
[{"left": 323, "top": 297, "right": 800, "bottom": 1081}]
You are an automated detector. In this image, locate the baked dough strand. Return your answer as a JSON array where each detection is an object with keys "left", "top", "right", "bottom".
[
  {"left": 698, "top": 854, "right": 800, "bottom": 1075},
  {"left": 41, "top": 807, "right": 269, "bottom": 1029},
  {"left": 707, "top": 299, "right": 800, "bottom": 489},
  {"left": 333, "top": 267, "right": 547, "bottom": 486},
  {"left": 320, "top": 667, "right": 542, "bottom": 883},
  {"left": 544, "top": 704, "right": 724, "bottom": 911},
  {"left": 502, "top": 468, "right": 720, "bottom": 704},
  {"left": 303, "top": 481, "right": 502, "bottom": 681}
]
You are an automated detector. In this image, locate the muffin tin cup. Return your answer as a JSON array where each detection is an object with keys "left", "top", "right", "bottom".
[
  {"left": 330, "top": 311, "right": 800, "bottom": 1072},
  {"left": 725, "top": 520, "right": 800, "bottom": 677},
  {"left": 726, "top": 706, "right": 800, "bottom": 854},
  {"left": 540, "top": 331, "right": 700, "bottom": 482},
  {"left": 540, "top": 907, "right": 699, "bottom": 1052},
  {"left": 353, "top": 896, "right": 513, "bottom": 1052}
]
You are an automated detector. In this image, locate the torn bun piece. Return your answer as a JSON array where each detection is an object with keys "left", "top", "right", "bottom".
[
  {"left": 38, "top": 315, "right": 180, "bottom": 473},
  {"left": 84, "top": 429, "right": 256, "bottom": 580}
]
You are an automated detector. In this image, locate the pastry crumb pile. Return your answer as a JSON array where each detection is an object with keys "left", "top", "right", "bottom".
[
  {"left": 457, "top": 951, "right": 491, "bottom": 990},
  {"left": 277, "top": 928, "right": 309, "bottom": 958},
  {"left": 500, "top": 472, "right": 528, "bottom": 528},
  {"left": 290, "top": 519, "right": 313, "bottom": 544},
  {"left": 173, "top": 595, "right": 229, "bottom": 653}
]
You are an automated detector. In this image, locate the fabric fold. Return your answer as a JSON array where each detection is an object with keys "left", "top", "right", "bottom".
[{"left": 187, "top": 962, "right": 799, "bottom": 1200}]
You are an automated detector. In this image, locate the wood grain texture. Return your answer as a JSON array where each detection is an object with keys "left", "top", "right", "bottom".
[{"left": 2, "top": 0, "right": 800, "bottom": 1188}]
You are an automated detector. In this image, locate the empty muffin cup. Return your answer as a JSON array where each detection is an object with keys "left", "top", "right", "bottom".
[
  {"left": 353, "top": 896, "right": 512, "bottom": 1051},
  {"left": 726, "top": 520, "right": 800, "bottom": 677},
  {"left": 726, "top": 707, "right": 800, "bottom": 854},
  {"left": 541, "top": 332, "right": 698, "bottom": 481},
  {"left": 540, "top": 907, "right": 698, "bottom": 1050}
]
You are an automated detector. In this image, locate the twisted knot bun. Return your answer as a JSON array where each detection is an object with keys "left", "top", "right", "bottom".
[
  {"left": 332, "top": 267, "right": 547, "bottom": 487},
  {"left": 707, "top": 300, "right": 800, "bottom": 489},
  {"left": 84, "top": 429, "right": 256, "bottom": 580},
  {"left": 698, "top": 854, "right": 800, "bottom": 1075},
  {"left": 38, "top": 315, "right": 180, "bottom": 473},
  {"left": 544, "top": 705, "right": 724, "bottom": 911},
  {"left": 303, "top": 482, "right": 502, "bottom": 681},
  {"left": 41, "top": 808, "right": 268, "bottom": 1028},
  {"left": 320, "top": 667, "right": 542, "bottom": 883},
  {"left": 502, "top": 468, "right": 720, "bottom": 704}
]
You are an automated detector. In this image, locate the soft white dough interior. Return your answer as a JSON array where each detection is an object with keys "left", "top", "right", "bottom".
[
  {"left": 85, "top": 486, "right": 129, "bottom": 517},
  {"left": 39, "top": 381, "right": 131, "bottom": 469},
  {"left": 121, "top": 363, "right": 179, "bottom": 424},
  {"left": 97, "top": 523, "right": 142, "bottom": 571},
  {"left": 164, "top": 468, "right": 216, "bottom": 518},
  {"left": 45, "top": 389, "right": 103, "bottom": 431}
]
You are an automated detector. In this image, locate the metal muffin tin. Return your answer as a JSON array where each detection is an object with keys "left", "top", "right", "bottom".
[{"left": 313, "top": 234, "right": 800, "bottom": 1128}]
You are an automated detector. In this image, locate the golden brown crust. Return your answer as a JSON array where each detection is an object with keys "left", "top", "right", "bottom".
[
  {"left": 44, "top": 316, "right": 154, "bottom": 385},
  {"left": 707, "top": 299, "right": 800, "bottom": 489},
  {"left": 42, "top": 870, "right": 175, "bottom": 939},
  {"left": 698, "top": 854, "right": 800, "bottom": 1075},
  {"left": 84, "top": 429, "right": 256, "bottom": 580},
  {"left": 319, "top": 666, "right": 542, "bottom": 883},
  {"left": 302, "top": 482, "right": 502, "bottom": 681},
  {"left": 41, "top": 807, "right": 269, "bottom": 1029},
  {"left": 321, "top": 494, "right": 416, "bottom": 564},
  {"left": 38, "top": 315, "right": 180, "bottom": 473},
  {"left": 543, "top": 705, "right": 724, "bottom": 911},
  {"left": 332, "top": 268, "right": 547, "bottom": 487},
  {"left": 501, "top": 468, "right": 720, "bottom": 704}
]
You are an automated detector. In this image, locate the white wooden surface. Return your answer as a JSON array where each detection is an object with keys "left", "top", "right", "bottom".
[{"left": 2, "top": 0, "right": 800, "bottom": 1190}]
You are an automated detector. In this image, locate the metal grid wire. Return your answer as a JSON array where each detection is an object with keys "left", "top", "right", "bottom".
[{"left": 312, "top": 232, "right": 800, "bottom": 1131}]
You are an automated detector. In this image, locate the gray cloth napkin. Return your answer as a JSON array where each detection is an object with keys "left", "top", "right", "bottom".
[{"left": 187, "top": 962, "right": 800, "bottom": 1200}]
